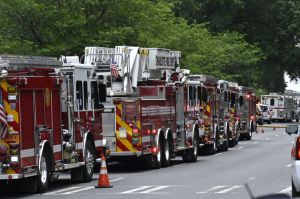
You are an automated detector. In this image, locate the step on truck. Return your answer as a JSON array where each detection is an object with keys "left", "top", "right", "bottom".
[{"left": 0, "top": 55, "right": 106, "bottom": 193}]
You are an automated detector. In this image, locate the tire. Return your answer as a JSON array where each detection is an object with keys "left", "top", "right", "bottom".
[
  {"left": 246, "top": 131, "right": 252, "bottom": 141},
  {"left": 228, "top": 139, "right": 235, "bottom": 147},
  {"left": 235, "top": 137, "right": 239, "bottom": 145},
  {"left": 190, "top": 131, "right": 199, "bottom": 162},
  {"left": 292, "top": 179, "right": 300, "bottom": 197},
  {"left": 82, "top": 140, "right": 95, "bottom": 182},
  {"left": 162, "top": 136, "right": 171, "bottom": 167},
  {"left": 153, "top": 134, "right": 163, "bottom": 169},
  {"left": 37, "top": 152, "right": 50, "bottom": 193},
  {"left": 182, "top": 130, "right": 199, "bottom": 162},
  {"left": 207, "top": 139, "right": 217, "bottom": 155},
  {"left": 222, "top": 140, "right": 228, "bottom": 151}
]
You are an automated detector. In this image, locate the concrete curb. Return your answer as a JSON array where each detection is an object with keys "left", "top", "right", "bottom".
[{"left": 257, "top": 125, "right": 286, "bottom": 128}]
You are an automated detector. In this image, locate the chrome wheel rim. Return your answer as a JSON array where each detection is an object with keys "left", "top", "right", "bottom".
[
  {"left": 165, "top": 140, "right": 169, "bottom": 161},
  {"left": 40, "top": 156, "right": 47, "bottom": 184},
  {"left": 85, "top": 149, "right": 94, "bottom": 174},
  {"left": 157, "top": 142, "right": 161, "bottom": 162},
  {"left": 193, "top": 140, "right": 198, "bottom": 156}
]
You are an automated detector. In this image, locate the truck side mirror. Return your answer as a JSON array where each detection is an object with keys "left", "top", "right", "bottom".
[
  {"left": 98, "top": 83, "right": 107, "bottom": 103},
  {"left": 286, "top": 124, "right": 298, "bottom": 135}
]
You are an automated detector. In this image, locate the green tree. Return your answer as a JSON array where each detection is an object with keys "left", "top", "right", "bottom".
[
  {"left": 0, "top": 0, "right": 262, "bottom": 87},
  {"left": 173, "top": 0, "right": 300, "bottom": 92}
]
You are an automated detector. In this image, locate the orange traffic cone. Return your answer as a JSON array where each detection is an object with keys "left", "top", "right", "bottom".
[{"left": 95, "top": 155, "right": 113, "bottom": 188}]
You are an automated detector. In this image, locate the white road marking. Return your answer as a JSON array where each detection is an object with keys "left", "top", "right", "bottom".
[
  {"left": 43, "top": 187, "right": 80, "bottom": 195},
  {"left": 279, "top": 186, "right": 291, "bottom": 193},
  {"left": 121, "top": 186, "right": 152, "bottom": 194},
  {"left": 248, "top": 177, "right": 256, "bottom": 181},
  {"left": 238, "top": 146, "right": 244, "bottom": 149},
  {"left": 265, "top": 138, "right": 270, "bottom": 140},
  {"left": 286, "top": 164, "right": 292, "bottom": 168},
  {"left": 275, "top": 134, "right": 279, "bottom": 137},
  {"left": 140, "top": 186, "right": 169, "bottom": 193},
  {"left": 253, "top": 142, "right": 258, "bottom": 144},
  {"left": 110, "top": 178, "right": 124, "bottom": 182},
  {"left": 197, "top": 185, "right": 227, "bottom": 194},
  {"left": 214, "top": 153, "right": 223, "bottom": 156},
  {"left": 62, "top": 187, "right": 94, "bottom": 195},
  {"left": 215, "top": 185, "right": 242, "bottom": 194}
]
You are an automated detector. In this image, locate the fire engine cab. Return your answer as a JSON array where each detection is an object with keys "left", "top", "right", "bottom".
[{"left": 0, "top": 55, "right": 105, "bottom": 193}]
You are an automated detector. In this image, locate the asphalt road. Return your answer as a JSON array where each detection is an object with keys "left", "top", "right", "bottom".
[{"left": 0, "top": 123, "right": 295, "bottom": 199}]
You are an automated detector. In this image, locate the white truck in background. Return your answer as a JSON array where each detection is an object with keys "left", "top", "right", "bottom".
[{"left": 261, "top": 92, "right": 296, "bottom": 122}]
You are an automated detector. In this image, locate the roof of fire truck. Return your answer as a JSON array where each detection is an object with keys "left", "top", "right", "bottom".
[
  {"left": 239, "top": 86, "right": 254, "bottom": 95},
  {"left": 185, "top": 74, "right": 218, "bottom": 86},
  {"left": 0, "top": 55, "right": 62, "bottom": 77}
]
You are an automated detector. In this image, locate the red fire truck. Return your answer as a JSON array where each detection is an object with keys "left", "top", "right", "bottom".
[
  {"left": 0, "top": 55, "right": 106, "bottom": 192},
  {"left": 80, "top": 46, "right": 199, "bottom": 168},
  {"left": 183, "top": 74, "right": 227, "bottom": 154},
  {"left": 218, "top": 80, "right": 240, "bottom": 147},
  {"left": 237, "top": 86, "right": 257, "bottom": 140}
]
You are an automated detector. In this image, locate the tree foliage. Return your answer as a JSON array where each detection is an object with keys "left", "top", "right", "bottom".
[
  {"left": 173, "top": 0, "right": 300, "bottom": 92},
  {"left": 0, "top": 0, "right": 263, "bottom": 89}
]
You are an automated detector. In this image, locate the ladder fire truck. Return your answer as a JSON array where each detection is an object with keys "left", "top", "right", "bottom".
[
  {"left": 237, "top": 86, "right": 257, "bottom": 140},
  {"left": 76, "top": 46, "right": 199, "bottom": 168},
  {"left": 218, "top": 80, "right": 239, "bottom": 147},
  {"left": 0, "top": 55, "right": 106, "bottom": 193}
]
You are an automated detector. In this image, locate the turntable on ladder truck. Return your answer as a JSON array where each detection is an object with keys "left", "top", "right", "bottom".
[
  {"left": 0, "top": 55, "right": 106, "bottom": 193},
  {"left": 81, "top": 46, "right": 199, "bottom": 168},
  {"left": 237, "top": 86, "right": 257, "bottom": 140}
]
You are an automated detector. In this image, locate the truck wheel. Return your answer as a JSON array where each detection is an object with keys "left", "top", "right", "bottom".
[
  {"left": 162, "top": 136, "right": 171, "bottom": 167},
  {"left": 222, "top": 140, "right": 228, "bottom": 151},
  {"left": 153, "top": 135, "right": 163, "bottom": 169},
  {"left": 246, "top": 131, "right": 252, "bottom": 140},
  {"left": 207, "top": 138, "right": 217, "bottom": 155},
  {"left": 37, "top": 152, "right": 50, "bottom": 193},
  {"left": 190, "top": 131, "right": 199, "bottom": 162},
  {"left": 82, "top": 140, "right": 95, "bottom": 182}
]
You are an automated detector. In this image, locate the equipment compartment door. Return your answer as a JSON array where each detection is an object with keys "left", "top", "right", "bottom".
[
  {"left": 176, "top": 86, "right": 185, "bottom": 147},
  {"left": 102, "top": 109, "right": 116, "bottom": 152}
]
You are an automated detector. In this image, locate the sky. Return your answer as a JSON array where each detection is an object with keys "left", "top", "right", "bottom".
[{"left": 285, "top": 72, "right": 300, "bottom": 92}]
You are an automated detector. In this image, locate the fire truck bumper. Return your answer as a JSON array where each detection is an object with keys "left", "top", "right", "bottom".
[
  {"left": 0, "top": 174, "right": 22, "bottom": 180},
  {"left": 110, "top": 151, "right": 151, "bottom": 157}
]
